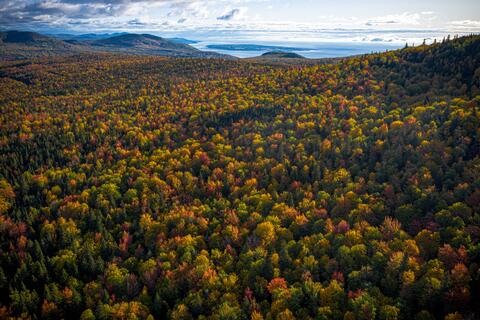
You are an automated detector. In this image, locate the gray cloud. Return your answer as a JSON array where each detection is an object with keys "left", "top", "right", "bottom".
[
  {"left": 0, "top": 0, "right": 200, "bottom": 29},
  {"left": 217, "top": 8, "right": 240, "bottom": 21}
]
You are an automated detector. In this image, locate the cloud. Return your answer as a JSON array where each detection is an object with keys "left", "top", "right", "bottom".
[
  {"left": 0, "top": 0, "right": 475, "bottom": 38},
  {"left": 0, "top": 0, "right": 205, "bottom": 29},
  {"left": 127, "top": 18, "right": 147, "bottom": 26},
  {"left": 0, "top": 0, "right": 259, "bottom": 32},
  {"left": 217, "top": 8, "right": 240, "bottom": 21},
  {"left": 448, "top": 19, "right": 480, "bottom": 29},
  {"left": 365, "top": 12, "right": 435, "bottom": 27},
  {"left": 166, "top": 1, "right": 210, "bottom": 20}
]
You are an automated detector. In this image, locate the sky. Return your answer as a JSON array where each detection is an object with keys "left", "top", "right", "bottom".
[{"left": 1, "top": 0, "right": 480, "bottom": 44}]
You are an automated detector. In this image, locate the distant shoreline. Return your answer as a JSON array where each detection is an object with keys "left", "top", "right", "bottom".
[
  {"left": 206, "top": 44, "right": 309, "bottom": 52},
  {"left": 195, "top": 41, "right": 403, "bottom": 59}
]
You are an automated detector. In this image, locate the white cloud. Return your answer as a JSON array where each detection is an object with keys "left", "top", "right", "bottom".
[
  {"left": 0, "top": 0, "right": 477, "bottom": 44},
  {"left": 366, "top": 12, "right": 436, "bottom": 27},
  {"left": 448, "top": 19, "right": 480, "bottom": 30}
]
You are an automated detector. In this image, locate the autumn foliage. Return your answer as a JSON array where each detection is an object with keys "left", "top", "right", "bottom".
[{"left": 0, "top": 35, "right": 479, "bottom": 319}]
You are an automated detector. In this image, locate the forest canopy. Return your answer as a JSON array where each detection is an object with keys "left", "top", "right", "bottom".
[{"left": 0, "top": 35, "right": 479, "bottom": 319}]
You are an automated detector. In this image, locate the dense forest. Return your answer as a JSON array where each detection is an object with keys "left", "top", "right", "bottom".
[{"left": 0, "top": 35, "right": 479, "bottom": 319}]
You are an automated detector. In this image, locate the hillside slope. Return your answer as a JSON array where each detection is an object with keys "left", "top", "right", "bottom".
[
  {"left": 0, "top": 30, "right": 79, "bottom": 60},
  {"left": 367, "top": 35, "right": 480, "bottom": 101},
  {"left": 0, "top": 31, "right": 60, "bottom": 44}
]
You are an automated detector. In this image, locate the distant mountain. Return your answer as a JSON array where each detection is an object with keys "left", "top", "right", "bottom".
[
  {"left": 0, "top": 30, "right": 80, "bottom": 60},
  {"left": 90, "top": 33, "right": 193, "bottom": 49},
  {"left": 260, "top": 51, "right": 306, "bottom": 59},
  {"left": 0, "top": 30, "right": 68, "bottom": 46},
  {"left": 168, "top": 38, "right": 199, "bottom": 45},
  {"left": 52, "top": 33, "right": 199, "bottom": 44},
  {"left": 85, "top": 33, "right": 230, "bottom": 58},
  {"left": 52, "top": 32, "right": 129, "bottom": 41},
  {"left": 0, "top": 31, "right": 234, "bottom": 60}
]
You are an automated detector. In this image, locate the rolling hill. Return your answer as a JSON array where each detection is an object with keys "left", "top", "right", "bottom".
[
  {"left": 84, "top": 33, "right": 229, "bottom": 58},
  {"left": 51, "top": 32, "right": 129, "bottom": 41},
  {"left": 0, "top": 30, "right": 64, "bottom": 45},
  {"left": 0, "top": 31, "right": 233, "bottom": 60},
  {"left": 244, "top": 50, "right": 338, "bottom": 66},
  {"left": 0, "top": 31, "right": 80, "bottom": 60},
  {"left": 260, "top": 51, "right": 306, "bottom": 59}
]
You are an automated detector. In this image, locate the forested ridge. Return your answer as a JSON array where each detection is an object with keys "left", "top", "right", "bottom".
[{"left": 0, "top": 35, "right": 479, "bottom": 319}]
